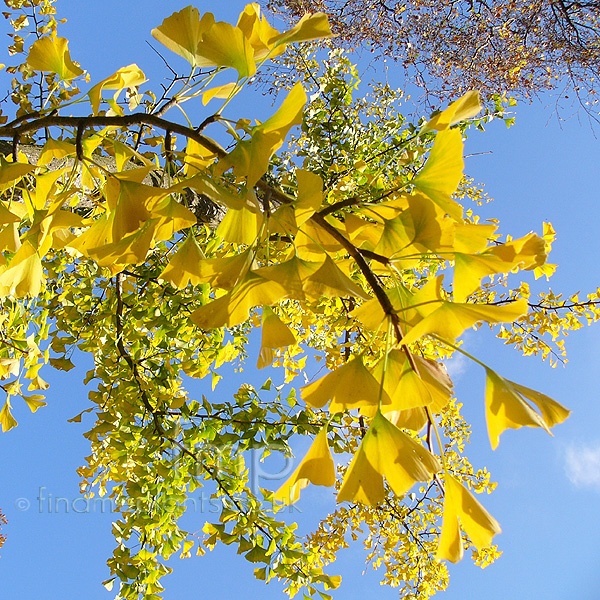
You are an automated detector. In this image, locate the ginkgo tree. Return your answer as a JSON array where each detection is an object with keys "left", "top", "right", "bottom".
[{"left": 0, "top": 1, "right": 591, "bottom": 599}]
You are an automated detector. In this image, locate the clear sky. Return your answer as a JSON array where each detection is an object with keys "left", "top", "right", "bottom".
[{"left": 1, "top": 1, "right": 600, "bottom": 599}]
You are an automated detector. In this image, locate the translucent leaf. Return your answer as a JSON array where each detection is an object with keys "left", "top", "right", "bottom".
[
  {"left": 0, "top": 400, "right": 17, "bottom": 432},
  {"left": 195, "top": 22, "right": 256, "bottom": 78},
  {"left": 295, "top": 169, "right": 323, "bottom": 225},
  {"left": 202, "top": 82, "right": 237, "bottom": 105},
  {"left": 272, "top": 12, "right": 334, "bottom": 46},
  {"left": 0, "top": 241, "right": 43, "bottom": 298},
  {"left": 401, "top": 298, "right": 529, "bottom": 346},
  {"left": 190, "top": 273, "right": 287, "bottom": 329},
  {"left": 27, "top": 37, "right": 83, "bottom": 81},
  {"left": 425, "top": 91, "right": 482, "bottom": 131},
  {"left": 257, "top": 306, "right": 296, "bottom": 369},
  {"left": 453, "top": 223, "right": 498, "bottom": 254},
  {"left": 413, "top": 129, "right": 464, "bottom": 221},
  {"left": 0, "top": 156, "right": 35, "bottom": 193},
  {"left": 151, "top": 7, "right": 215, "bottom": 67},
  {"left": 437, "top": 474, "right": 501, "bottom": 563},
  {"left": 274, "top": 428, "right": 335, "bottom": 505},
  {"left": 303, "top": 255, "right": 369, "bottom": 301},
  {"left": 485, "top": 368, "right": 570, "bottom": 449},
  {"left": 224, "top": 83, "right": 306, "bottom": 186},
  {"left": 216, "top": 206, "right": 261, "bottom": 245},
  {"left": 454, "top": 233, "right": 547, "bottom": 302},
  {"left": 236, "top": 3, "right": 283, "bottom": 60},
  {"left": 255, "top": 255, "right": 322, "bottom": 302},
  {"left": 88, "top": 64, "right": 146, "bottom": 115},
  {"left": 301, "top": 356, "right": 386, "bottom": 412},
  {"left": 338, "top": 411, "right": 441, "bottom": 504},
  {"left": 160, "top": 234, "right": 207, "bottom": 289},
  {"left": 38, "top": 138, "right": 76, "bottom": 165}
]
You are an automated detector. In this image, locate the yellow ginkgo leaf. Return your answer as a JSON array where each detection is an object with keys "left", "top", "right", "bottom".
[
  {"left": 272, "top": 12, "right": 334, "bottom": 46},
  {"left": 195, "top": 21, "right": 256, "bottom": 78},
  {"left": 38, "top": 138, "right": 77, "bottom": 165},
  {"left": 255, "top": 255, "right": 323, "bottom": 301},
  {"left": 0, "top": 241, "right": 43, "bottom": 298},
  {"left": 215, "top": 205, "right": 262, "bottom": 245},
  {"left": 388, "top": 407, "right": 428, "bottom": 431},
  {"left": 236, "top": 3, "right": 283, "bottom": 60},
  {"left": 295, "top": 168, "right": 323, "bottom": 225},
  {"left": 0, "top": 201, "right": 22, "bottom": 225},
  {"left": 301, "top": 355, "right": 387, "bottom": 412},
  {"left": 224, "top": 82, "right": 306, "bottom": 187},
  {"left": 88, "top": 64, "right": 146, "bottom": 115},
  {"left": 183, "top": 138, "right": 218, "bottom": 174},
  {"left": 304, "top": 255, "right": 370, "bottom": 301},
  {"left": 27, "top": 36, "right": 83, "bottom": 81},
  {"left": 485, "top": 368, "right": 570, "bottom": 449},
  {"left": 151, "top": 6, "right": 215, "bottom": 67},
  {"left": 0, "top": 399, "right": 18, "bottom": 432},
  {"left": 453, "top": 233, "right": 547, "bottom": 302},
  {"left": 274, "top": 427, "right": 335, "bottom": 505},
  {"left": 295, "top": 216, "right": 345, "bottom": 261},
  {"left": 0, "top": 156, "right": 35, "bottom": 193},
  {"left": 338, "top": 410, "right": 441, "bottom": 504},
  {"left": 160, "top": 234, "right": 206, "bottom": 289},
  {"left": 192, "top": 249, "right": 253, "bottom": 290},
  {"left": 437, "top": 473, "right": 501, "bottom": 563},
  {"left": 413, "top": 129, "right": 464, "bottom": 222},
  {"left": 202, "top": 82, "right": 237, "bottom": 105},
  {"left": 453, "top": 223, "right": 498, "bottom": 254},
  {"left": 425, "top": 91, "right": 482, "bottom": 131},
  {"left": 190, "top": 273, "right": 287, "bottom": 329},
  {"left": 257, "top": 306, "right": 296, "bottom": 369},
  {"left": 401, "top": 298, "right": 529, "bottom": 346}
]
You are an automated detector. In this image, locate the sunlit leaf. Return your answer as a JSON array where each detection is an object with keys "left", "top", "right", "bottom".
[
  {"left": 274, "top": 428, "right": 335, "bottom": 504},
  {"left": 425, "top": 91, "right": 482, "bottom": 131},
  {"left": 401, "top": 298, "right": 529, "bottom": 346},
  {"left": 190, "top": 273, "right": 287, "bottom": 329},
  {"left": 0, "top": 241, "right": 43, "bottom": 298},
  {"left": 437, "top": 473, "right": 501, "bottom": 563},
  {"left": 485, "top": 368, "right": 570, "bottom": 449},
  {"left": 27, "top": 36, "right": 83, "bottom": 80},
  {"left": 338, "top": 410, "right": 440, "bottom": 504},
  {"left": 413, "top": 129, "right": 464, "bottom": 221},
  {"left": 195, "top": 22, "right": 256, "bottom": 78},
  {"left": 257, "top": 306, "right": 296, "bottom": 369},
  {"left": 160, "top": 233, "right": 206, "bottom": 289},
  {"left": 88, "top": 64, "right": 146, "bottom": 115},
  {"left": 0, "top": 400, "right": 17, "bottom": 432},
  {"left": 272, "top": 12, "right": 334, "bottom": 46},
  {"left": 301, "top": 355, "right": 386, "bottom": 412},
  {"left": 151, "top": 7, "right": 215, "bottom": 67}
]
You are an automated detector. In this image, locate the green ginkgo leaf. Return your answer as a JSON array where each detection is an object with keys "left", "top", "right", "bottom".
[{"left": 27, "top": 36, "right": 83, "bottom": 80}]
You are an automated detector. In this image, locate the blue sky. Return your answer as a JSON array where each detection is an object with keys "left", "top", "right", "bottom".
[{"left": 1, "top": 1, "right": 600, "bottom": 599}]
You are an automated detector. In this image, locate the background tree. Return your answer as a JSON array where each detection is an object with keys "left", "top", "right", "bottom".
[
  {"left": 269, "top": 0, "right": 600, "bottom": 113},
  {"left": 0, "top": 2, "right": 596, "bottom": 600}
]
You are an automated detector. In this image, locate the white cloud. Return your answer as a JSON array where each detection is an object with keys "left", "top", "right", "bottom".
[
  {"left": 444, "top": 351, "right": 469, "bottom": 380},
  {"left": 564, "top": 442, "right": 600, "bottom": 490}
]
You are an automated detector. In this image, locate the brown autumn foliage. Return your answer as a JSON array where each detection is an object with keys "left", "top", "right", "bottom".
[{"left": 269, "top": 0, "right": 600, "bottom": 109}]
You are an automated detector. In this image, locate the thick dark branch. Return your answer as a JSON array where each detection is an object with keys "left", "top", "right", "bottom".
[{"left": 0, "top": 113, "right": 226, "bottom": 157}]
